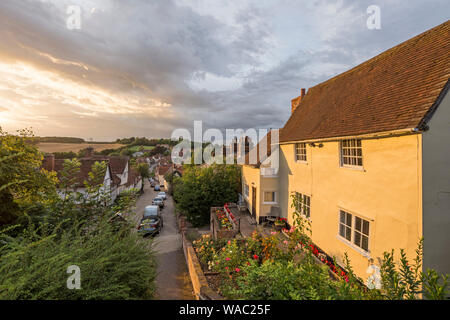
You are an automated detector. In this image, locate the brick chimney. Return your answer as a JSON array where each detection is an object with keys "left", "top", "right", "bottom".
[
  {"left": 291, "top": 88, "right": 306, "bottom": 114},
  {"left": 43, "top": 154, "right": 55, "bottom": 171}
]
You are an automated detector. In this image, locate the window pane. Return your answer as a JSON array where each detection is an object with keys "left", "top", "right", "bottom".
[
  {"left": 355, "top": 217, "right": 361, "bottom": 231},
  {"left": 340, "top": 211, "right": 345, "bottom": 223},
  {"left": 363, "top": 220, "right": 370, "bottom": 235},
  {"left": 362, "top": 236, "right": 369, "bottom": 251},
  {"left": 339, "top": 224, "right": 345, "bottom": 237},
  {"left": 346, "top": 213, "right": 352, "bottom": 226},
  {"left": 354, "top": 231, "right": 361, "bottom": 246},
  {"left": 264, "top": 192, "right": 273, "bottom": 202},
  {"left": 345, "top": 227, "right": 351, "bottom": 241}
]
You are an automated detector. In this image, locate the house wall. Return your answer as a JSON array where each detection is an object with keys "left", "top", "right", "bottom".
[
  {"left": 279, "top": 134, "right": 422, "bottom": 280},
  {"left": 422, "top": 88, "right": 450, "bottom": 275},
  {"left": 242, "top": 165, "right": 260, "bottom": 218},
  {"left": 259, "top": 174, "right": 280, "bottom": 219}
]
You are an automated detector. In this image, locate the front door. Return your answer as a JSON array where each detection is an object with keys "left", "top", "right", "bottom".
[{"left": 251, "top": 186, "right": 257, "bottom": 218}]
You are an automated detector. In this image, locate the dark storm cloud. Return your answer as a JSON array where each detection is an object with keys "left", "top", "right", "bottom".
[{"left": 0, "top": 0, "right": 448, "bottom": 140}]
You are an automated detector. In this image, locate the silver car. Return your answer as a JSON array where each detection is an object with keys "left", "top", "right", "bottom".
[
  {"left": 157, "top": 192, "right": 167, "bottom": 200},
  {"left": 152, "top": 197, "right": 164, "bottom": 208}
]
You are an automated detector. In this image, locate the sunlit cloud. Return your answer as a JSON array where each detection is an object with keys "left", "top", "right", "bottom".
[{"left": 0, "top": 0, "right": 448, "bottom": 140}]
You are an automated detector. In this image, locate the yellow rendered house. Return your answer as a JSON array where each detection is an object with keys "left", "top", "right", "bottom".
[{"left": 242, "top": 21, "right": 450, "bottom": 280}]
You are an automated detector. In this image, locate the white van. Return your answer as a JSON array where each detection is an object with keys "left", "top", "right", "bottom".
[{"left": 143, "top": 205, "right": 160, "bottom": 218}]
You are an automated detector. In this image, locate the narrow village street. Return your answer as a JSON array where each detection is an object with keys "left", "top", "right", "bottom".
[{"left": 134, "top": 179, "right": 194, "bottom": 300}]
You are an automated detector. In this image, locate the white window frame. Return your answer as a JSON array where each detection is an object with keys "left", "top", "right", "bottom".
[
  {"left": 340, "top": 139, "right": 363, "bottom": 168},
  {"left": 262, "top": 191, "right": 277, "bottom": 204},
  {"left": 295, "top": 143, "right": 307, "bottom": 163},
  {"left": 294, "top": 192, "right": 311, "bottom": 219},
  {"left": 337, "top": 209, "right": 371, "bottom": 254}
]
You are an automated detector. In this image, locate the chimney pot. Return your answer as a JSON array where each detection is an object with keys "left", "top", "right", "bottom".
[
  {"left": 44, "top": 154, "right": 55, "bottom": 171},
  {"left": 301, "top": 88, "right": 306, "bottom": 97}
]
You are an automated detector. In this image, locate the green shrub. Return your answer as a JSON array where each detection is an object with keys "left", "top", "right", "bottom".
[{"left": 0, "top": 217, "right": 156, "bottom": 300}]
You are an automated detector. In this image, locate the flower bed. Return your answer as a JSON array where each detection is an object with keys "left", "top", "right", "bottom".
[
  {"left": 211, "top": 207, "right": 238, "bottom": 239},
  {"left": 282, "top": 226, "right": 349, "bottom": 281},
  {"left": 223, "top": 203, "right": 237, "bottom": 227},
  {"left": 216, "top": 207, "right": 233, "bottom": 230},
  {"left": 192, "top": 229, "right": 371, "bottom": 299}
]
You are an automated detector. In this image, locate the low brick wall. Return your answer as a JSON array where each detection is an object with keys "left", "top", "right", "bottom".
[{"left": 180, "top": 227, "right": 223, "bottom": 300}]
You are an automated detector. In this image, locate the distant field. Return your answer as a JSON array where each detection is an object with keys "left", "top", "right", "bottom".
[
  {"left": 37, "top": 143, "right": 124, "bottom": 153},
  {"left": 128, "top": 145, "right": 155, "bottom": 152}
]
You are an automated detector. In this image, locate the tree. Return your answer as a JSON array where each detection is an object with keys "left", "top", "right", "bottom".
[
  {"left": 0, "top": 129, "right": 157, "bottom": 299},
  {"left": 173, "top": 164, "right": 241, "bottom": 226},
  {"left": 135, "top": 162, "right": 150, "bottom": 192},
  {"left": 0, "top": 128, "right": 57, "bottom": 226}
]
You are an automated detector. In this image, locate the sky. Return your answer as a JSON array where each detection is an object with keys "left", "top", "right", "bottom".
[{"left": 0, "top": 0, "right": 448, "bottom": 141}]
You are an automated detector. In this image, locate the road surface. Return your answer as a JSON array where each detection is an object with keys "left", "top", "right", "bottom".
[{"left": 134, "top": 179, "right": 194, "bottom": 300}]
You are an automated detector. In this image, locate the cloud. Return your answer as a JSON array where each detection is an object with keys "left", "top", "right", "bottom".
[{"left": 0, "top": 0, "right": 448, "bottom": 140}]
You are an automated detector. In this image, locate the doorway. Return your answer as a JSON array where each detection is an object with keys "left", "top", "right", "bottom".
[{"left": 251, "top": 186, "right": 257, "bottom": 218}]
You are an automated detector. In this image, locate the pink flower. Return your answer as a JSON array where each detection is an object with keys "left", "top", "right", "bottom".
[
  {"left": 235, "top": 268, "right": 240, "bottom": 272},
  {"left": 283, "top": 240, "right": 288, "bottom": 245},
  {"left": 227, "top": 240, "right": 231, "bottom": 245},
  {"left": 270, "top": 231, "right": 277, "bottom": 235},
  {"left": 225, "top": 257, "right": 231, "bottom": 261},
  {"left": 225, "top": 267, "right": 228, "bottom": 270}
]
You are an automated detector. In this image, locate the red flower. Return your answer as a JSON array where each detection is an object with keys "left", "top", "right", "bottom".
[{"left": 253, "top": 254, "right": 259, "bottom": 260}]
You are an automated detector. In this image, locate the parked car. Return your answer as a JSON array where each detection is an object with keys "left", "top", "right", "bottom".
[
  {"left": 152, "top": 197, "right": 164, "bottom": 208},
  {"left": 154, "top": 185, "right": 160, "bottom": 191},
  {"left": 138, "top": 217, "right": 162, "bottom": 236},
  {"left": 150, "top": 181, "right": 155, "bottom": 187},
  {"left": 160, "top": 183, "right": 165, "bottom": 189},
  {"left": 143, "top": 205, "right": 160, "bottom": 218},
  {"left": 138, "top": 206, "right": 163, "bottom": 236},
  {"left": 157, "top": 192, "right": 167, "bottom": 200}
]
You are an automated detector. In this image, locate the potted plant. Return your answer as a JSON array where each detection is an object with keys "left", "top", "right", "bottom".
[{"left": 274, "top": 217, "right": 286, "bottom": 230}]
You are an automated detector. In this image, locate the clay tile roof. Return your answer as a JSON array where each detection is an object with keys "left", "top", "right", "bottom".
[
  {"left": 107, "top": 156, "right": 129, "bottom": 176},
  {"left": 126, "top": 167, "right": 140, "bottom": 187},
  {"left": 280, "top": 20, "right": 450, "bottom": 143}
]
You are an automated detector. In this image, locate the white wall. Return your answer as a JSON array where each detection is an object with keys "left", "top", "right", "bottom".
[{"left": 422, "top": 86, "right": 450, "bottom": 275}]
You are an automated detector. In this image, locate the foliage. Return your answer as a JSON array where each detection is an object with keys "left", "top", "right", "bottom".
[
  {"left": 0, "top": 128, "right": 58, "bottom": 226},
  {"left": 52, "top": 151, "right": 78, "bottom": 159},
  {"left": 381, "top": 238, "right": 448, "bottom": 300},
  {"left": 0, "top": 128, "right": 157, "bottom": 299},
  {"left": 173, "top": 164, "right": 241, "bottom": 226},
  {"left": 193, "top": 230, "right": 448, "bottom": 300},
  {"left": 0, "top": 215, "right": 156, "bottom": 299},
  {"left": 36, "top": 136, "right": 85, "bottom": 144},
  {"left": 215, "top": 208, "right": 233, "bottom": 230},
  {"left": 133, "top": 162, "right": 150, "bottom": 191}
]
